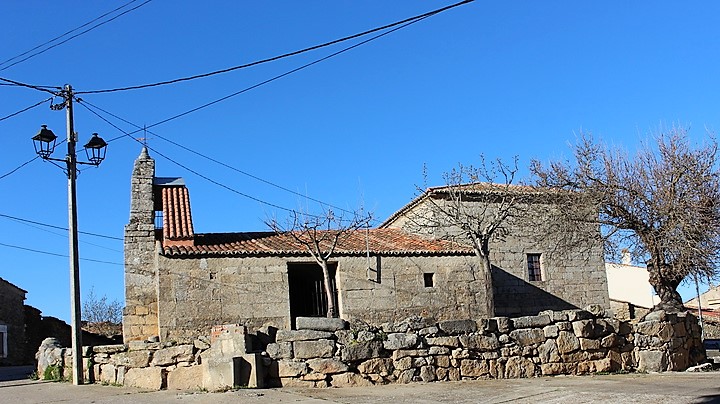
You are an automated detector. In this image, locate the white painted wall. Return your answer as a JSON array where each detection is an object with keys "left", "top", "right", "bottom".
[{"left": 605, "top": 262, "right": 659, "bottom": 308}]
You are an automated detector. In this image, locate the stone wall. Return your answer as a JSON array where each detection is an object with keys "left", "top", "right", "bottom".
[
  {"left": 386, "top": 198, "right": 610, "bottom": 317},
  {"left": 36, "top": 309, "right": 705, "bottom": 390},
  {"left": 266, "top": 308, "right": 704, "bottom": 387},
  {"left": 155, "top": 255, "right": 491, "bottom": 341}
]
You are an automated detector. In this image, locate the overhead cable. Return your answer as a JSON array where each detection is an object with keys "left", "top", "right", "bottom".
[
  {"left": 99, "top": 10, "right": 438, "bottom": 142},
  {"left": 0, "top": 97, "right": 52, "bottom": 122},
  {"left": 0, "top": 213, "right": 123, "bottom": 240},
  {"left": 77, "top": 101, "right": 299, "bottom": 214},
  {"left": 0, "top": 77, "right": 60, "bottom": 95},
  {"left": 79, "top": 99, "right": 358, "bottom": 216},
  {"left": 0, "top": 157, "right": 38, "bottom": 180},
  {"left": 76, "top": 0, "right": 474, "bottom": 94},
  {"left": 0, "top": 241, "right": 122, "bottom": 266},
  {"left": 0, "top": 0, "right": 153, "bottom": 71}
]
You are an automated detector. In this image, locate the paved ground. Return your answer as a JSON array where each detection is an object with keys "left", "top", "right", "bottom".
[{"left": 2, "top": 366, "right": 719, "bottom": 403}]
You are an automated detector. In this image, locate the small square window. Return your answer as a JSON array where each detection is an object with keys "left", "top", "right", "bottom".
[
  {"left": 527, "top": 253, "right": 543, "bottom": 281},
  {"left": 423, "top": 273, "right": 434, "bottom": 288}
]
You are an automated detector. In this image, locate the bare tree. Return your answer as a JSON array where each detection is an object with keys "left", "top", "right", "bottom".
[
  {"left": 82, "top": 287, "right": 123, "bottom": 324},
  {"left": 267, "top": 208, "right": 372, "bottom": 318},
  {"left": 408, "top": 156, "right": 528, "bottom": 318},
  {"left": 531, "top": 128, "right": 720, "bottom": 311}
]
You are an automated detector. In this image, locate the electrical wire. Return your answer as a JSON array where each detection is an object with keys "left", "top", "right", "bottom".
[
  {"left": 0, "top": 77, "right": 60, "bottom": 95},
  {"left": 75, "top": 0, "right": 474, "bottom": 95},
  {"left": 0, "top": 0, "right": 153, "bottom": 72},
  {"left": 0, "top": 213, "right": 123, "bottom": 241},
  {"left": 0, "top": 241, "right": 122, "bottom": 266},
  {"left": 4, "top": 215, "right": 122, "bottom": 253},
  {"left": 0, "top": 156, "right": 38, "bottom": 180},
  {"left": 77, "top": 100, "right": 299, "bottom": 214},
  {"left": 0, "top": 97, "right": 52, "bottom": 122},
  {"left": 99, "top": 10, "right": 436, "bottom": 143},
  {"left": 78, "top": 99, "right": 359, "bottom": 216}
]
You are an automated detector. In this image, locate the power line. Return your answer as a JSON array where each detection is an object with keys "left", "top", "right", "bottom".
[
  {"left": 75, "top": 0, "right": 474, "bottom": 95},
  {"left": 3, "top": 214, "right": 122, "bottom": 253},
  {"left": 0, "top": 77, "right": 60, "bottom": 95},
  {"left": 78, "top": 100, "right": 324, "bottom": 216},
  {"left": 0, "top": 241, "right": 122, "bottom": 266},
  {"left": 79, "top": 99, "right": 358, "bottom": 216},
  {"left": 0, "top": 156, "right": 38, "bottom": 180},
  {"left": 98, "top": 9, "right": 437, "bottom": 142},
  {"left": 0, "top": 97, "right": 52, "bottom": 122},
  {"left": 0, "top": 213, "right": 123, "bottom": 241},
  {"left": 0, "top": 0, "right": 153, "bottom": 72}
]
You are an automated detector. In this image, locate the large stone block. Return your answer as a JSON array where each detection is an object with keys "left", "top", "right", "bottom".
[
  {"left": 358, "top": 358, "right": 394, "bottom": 376},
  {"left": 425, "top": 336, "right": 460, "bottom": 348},
  {"left": 99, "top": 363, "right": 117, "bottom": 384},
  {"left": 151, "top": 344, "right": 195, "bottom": 366},
  {"left": 438, "top": 319, "right": 477, "bottom": 334},
  {"left": 459, "top": 359, "right": 489, "bottom": 377},
  {"left": 512, "top": 314, "right": 551, "bottom": 329},
  {"left": 296, "top": 317, "right": 347, "bottom": 331},
  {"left": 114, "top": 350, "right": 151, "bottom": 368},
  {"left": 167, "top": 365, "right": 203, "bottom": 390},
  {"left": 341, "top": 340, "right": 384, "bottom": 362},
  {"left": 124, "top": 367, "right": 164, "bottom": 390},
  {"left": 459, "top": 334, "right": 500, "bottom": 351},
  {"left": 538, "top": 339, "right": 560, "bottom": 364},
  {"left": 265, "top": 342, "right": 293, "bottom": 360},
  {"left": 504, "top": 356, "right": 536, "bottom": 378},
  {"left": 572, "top": 320, "right": 596, "bottom": 338},
  {"left": 330, "top": 372, "right": 373, "bottom": 387},
  {"left": 276, "top": 330, "right": 334, "bottom": 342},
  {"left": 277, "top": 360, "right": 309, "bottom": 378},
  {"left": 307, "top": 358, "right": 349, "bottom": 374},
  {"left": 637, "top": 350, "right": 668, "bottom": 372},
  {"left": 383, "top": 333, "right": 419, "bottom": 350},
  {"left": 294, "top": 339, "right": 335, "bottom": 359},
  {"left": 556, "top": 331, "right": 580, "bottom": 354},
  {"left": 509, "top": 328, "right": 545, "bottom": 346}
]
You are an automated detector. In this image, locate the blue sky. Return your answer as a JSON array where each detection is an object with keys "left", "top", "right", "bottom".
[{"left": 1, "top": 1, "right": 718, "bottom": 322}]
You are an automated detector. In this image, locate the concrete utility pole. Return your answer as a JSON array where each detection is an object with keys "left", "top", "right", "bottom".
[
  {"left": 31, "top": 84, "right": 108, "bottom": 385},
  {"left": 64, "top": 85, "right": 83, "bottom": 385}
]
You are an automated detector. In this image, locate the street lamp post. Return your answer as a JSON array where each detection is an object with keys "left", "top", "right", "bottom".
[{"left": 31, "top": 84, "right": 108, "bottom": 385}]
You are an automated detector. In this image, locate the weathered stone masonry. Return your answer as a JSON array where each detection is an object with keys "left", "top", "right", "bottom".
[
  {"left": 123, "top": 147, "right": 159, "bottom": 340},
  {"left": 123, "top": 148, "right": 611, "bottom": 342},
  {"left": 37, "top": 308, "right": 705, "bottom": 389}
]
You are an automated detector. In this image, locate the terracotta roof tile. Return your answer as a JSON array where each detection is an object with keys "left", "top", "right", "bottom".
[
  {"left": 161, "top": 186, "right": 194, "bottom": 246},
  {"left": 161, "top": 228, "right": 473, "bottom": 257}
]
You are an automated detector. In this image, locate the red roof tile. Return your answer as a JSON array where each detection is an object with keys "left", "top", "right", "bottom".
[
  {"left": 161, "top": 228, "right": 473, "bottom": 257},
  {"left": 160, "top": 186, "right": 194, "bottom": 246}
]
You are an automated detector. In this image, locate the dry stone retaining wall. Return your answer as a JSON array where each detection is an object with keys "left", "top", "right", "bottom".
[{"left": 36, "top": 308, "right": 705, "bottom": 390}]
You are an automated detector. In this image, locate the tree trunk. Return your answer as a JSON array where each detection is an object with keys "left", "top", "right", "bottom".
[
  {"left": 320, "top": 260, "right": 336, "bottom": 318},
  {"left": 477, "top": 240, "right": 495, "bottom": 318},
  {"left": 647, "top": 262, "right": 685, "bottom": 312}
]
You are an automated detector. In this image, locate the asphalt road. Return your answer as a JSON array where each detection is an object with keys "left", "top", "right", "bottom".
[{"left": 2, "top": 366, "right": 719, "bottom": 403}]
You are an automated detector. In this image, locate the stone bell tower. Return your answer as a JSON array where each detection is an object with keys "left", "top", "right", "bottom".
[{"left": 123, "top": 147, "right": 159, "bottom": 341}]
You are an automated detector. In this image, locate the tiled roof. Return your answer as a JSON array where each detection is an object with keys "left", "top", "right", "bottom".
[
  {"left": 160, "top": 185, "right": 194, "bottom": 246},
  {"left": 161, "top": 228, "right": 474, "bottom": 257}
]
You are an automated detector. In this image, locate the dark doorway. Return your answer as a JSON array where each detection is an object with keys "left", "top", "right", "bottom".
[{"left": 288, "top": 262, "right": 338, "bottom": 329}]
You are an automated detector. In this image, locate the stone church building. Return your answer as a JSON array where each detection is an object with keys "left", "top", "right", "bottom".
[{"left": 123, "top": 149, "right": 609, "bottom": 342}]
